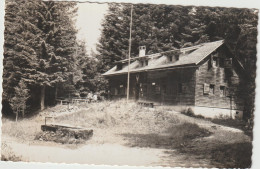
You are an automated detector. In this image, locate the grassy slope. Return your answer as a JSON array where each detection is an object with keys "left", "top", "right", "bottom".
[{"left": 1, "top": 99, "right": 252, "bottom": 167}]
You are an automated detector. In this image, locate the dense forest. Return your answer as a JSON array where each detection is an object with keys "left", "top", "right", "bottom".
[
  {"left": 3, "top": 0, "right": 103, "bottom": 120},
  {"left": 97, "top": 3, "right": 258, "bottom": 120},
  {"left": 2, "top": 1, "right": 258, "bottom": 122}
]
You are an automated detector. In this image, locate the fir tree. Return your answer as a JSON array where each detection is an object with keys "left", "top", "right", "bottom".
[
  {"left": 10, "top": 80, "right": 30, "bottom": 121},
  {"left": 3, "top": 0, "right": 79, "bottom": 112}
]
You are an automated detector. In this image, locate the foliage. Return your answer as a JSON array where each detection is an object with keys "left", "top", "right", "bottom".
[
  {"left": 3, "top": 0, "right": 79, "bottom": 112},
  {"left": 10, "top": 80, "right": 30, "bottom": 121},
  {"left": 97, "top": 4, "right": 257, "bottom": 120},
  {"left": 3, "top": 1, "right": 257, "bottom": 120}
]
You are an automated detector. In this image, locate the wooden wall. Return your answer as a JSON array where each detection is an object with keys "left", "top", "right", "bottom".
[
  {"left": 107, "top": 68, "right": 196, "bottom": 105},
  {"left": 142, "top": 69, "right": 196, "bottom": 105},
  {"left": 107, "top": 46, "right": 245, "bottom": 112},
  {"left": 195, "top": 48, "right": 245, "bottom": 111}
]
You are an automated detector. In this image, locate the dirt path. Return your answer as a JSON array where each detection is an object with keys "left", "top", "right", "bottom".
[
  {"left": 2, "top": 136, "right": 179, "bottom": 167},
  {"left": 167, "top": 110, "right": 251, "bottom": 142},
  {"left": 1, "top": 104, "right": 252, "bottom": 167}
]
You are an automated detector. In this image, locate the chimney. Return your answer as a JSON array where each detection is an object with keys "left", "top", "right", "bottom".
[{"left": 139, "top": 46, "right": 146, "bottom": 57}]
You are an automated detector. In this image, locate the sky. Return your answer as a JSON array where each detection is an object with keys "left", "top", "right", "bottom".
[
  {"left": 76, "top": 2, "right": 108, "bottom": 54},
  {"left": 1, "top": 0, "right": 260, "bottom": 169}
]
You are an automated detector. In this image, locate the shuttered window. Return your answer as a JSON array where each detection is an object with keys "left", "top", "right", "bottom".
[
  {"left": 203, "top": 83, "right": 210, "bottom": 95},
  {"left": 209, "top": 84, "right": 215, "bottom": 95},
  {"left": 220, "top": 86, "right": 226, "bottom": 96}
]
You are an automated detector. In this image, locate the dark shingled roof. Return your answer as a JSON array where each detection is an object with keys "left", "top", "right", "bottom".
[{"left": 103, "top": 40, "right": 224, "bottom": 76}]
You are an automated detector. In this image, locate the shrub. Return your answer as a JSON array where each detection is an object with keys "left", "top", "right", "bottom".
[
  {"left": 181, "top": 107, "right": 205, "bottom": 119},
  {"left": 186, "top": 108, "right": 195, "bottom": 116}
]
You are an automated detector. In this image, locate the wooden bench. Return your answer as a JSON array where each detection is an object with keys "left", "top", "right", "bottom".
[
  {"left": 56, "top": 99, "right": 70, "bottom": 105},
  {"left": 72, "top": 98, "right": 89, "bottom": 104},
  {"left": 138, "top": 101, "right": 154, "bottom": 108}
]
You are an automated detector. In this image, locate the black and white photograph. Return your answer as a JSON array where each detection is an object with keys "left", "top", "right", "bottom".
[{"left": 0, "top": 0, "right": 259, "bottom": 168}]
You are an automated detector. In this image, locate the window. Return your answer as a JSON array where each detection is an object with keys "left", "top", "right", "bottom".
[
  {"left": 141, "top": 60, "right": 148, "bottom": 67},
  {"left": 209, "top": 84, "right": 215, "bottom": 95},
  {"left": 145, "top": 60, "right": 148, "bottom": 66},
  {"left": 176, "top": 55, "right": 179, "bottom": 61},
  {"left": 203, "top": 83, "right": 210, "bottom": 95},
  {"left": 119, "top": 85, "right": 125, "bottom": 95},
  {"left": 169, "top": 56, "right": 173, "bottom": 62},
  {"left": 224, "top": 58, "right": 232, "bottom": 68},
  {"left": 212, "top": 57, "right": 219, "bottom": 67},
  {"left": 220, "top": 86, "right": 225, "bottom": 97},
  {"left": 209, "top": 55, "right": 222, "bottom": 69}
]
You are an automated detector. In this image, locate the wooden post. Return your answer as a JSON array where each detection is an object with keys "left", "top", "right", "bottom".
[
  {"left": 15, "top": 108, "right": 18, "bottom": 122},
  {"left": 230, "top": 96, "right": 232, "bottom": 118},
  {"left": 126, "top": 4, "right": 133, "bottom": 103},
  {"left": 40, "top": 85, "right": 45, "bottom": 110}
]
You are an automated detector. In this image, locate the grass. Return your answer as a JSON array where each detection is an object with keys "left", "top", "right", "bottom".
[
  {"left": 1, "top": 118, "right": 42, "bottom": 142},
  {"left": 1, "top": 142, "right": 22, "bottom": 162},
  {"left": 211, "top": 118, "right": 253, "bottom": 137},
  {"left": 210, "top": 142, "right": 252, "bottom": 168},
  {"left": 1, "top": 99, "right": 253, "bottom": 167},
  {"left": 177, "top": 137, "right": 252, "bottom": 168},
  {"left": 54, "top": 100, "right": 182, "bottom": 134},
  {"left": 122, "top": 123, "right": 211, "bottom": 149}
]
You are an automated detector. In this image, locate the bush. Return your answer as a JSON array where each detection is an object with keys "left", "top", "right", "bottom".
[
  {"left": 181, "top": 107, "right": 205, "bottom": 119},
  {"left": 186, "top": 108, "right": 195, "bottom": 116}
]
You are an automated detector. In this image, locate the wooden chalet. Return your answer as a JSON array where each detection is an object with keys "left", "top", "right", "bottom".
[{"left": 103, "top": 40, "right": 246, "bottom": 119}]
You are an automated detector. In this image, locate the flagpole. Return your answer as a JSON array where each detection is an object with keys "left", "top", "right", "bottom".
[{"left": 126, "top": 4, "right": 133, "bottom": 103}]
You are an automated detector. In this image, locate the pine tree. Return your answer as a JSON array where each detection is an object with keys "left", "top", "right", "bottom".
[
  {"left": 97, "top": 3, "right": 257, "bottom": 120},
  {"left": 3, "top": 0, "right": 38, "bottom": 102},
  {"left": 10, "top": 80, "right": 30, "bottom": 121},
  {"left": 3, "top": 0, "right": 79, "bottom": 112},
  {"left": 96, "top": 4, "right": 193, "bottom": 73},
  {"left": 75, "top": 41, "right": 108, "bottom": 96},
  {"left": 96, "top": 3, "right": 126, "bottom": 73}
]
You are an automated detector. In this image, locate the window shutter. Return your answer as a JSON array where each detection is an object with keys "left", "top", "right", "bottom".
[{"left": 203, "top": 83, "right": 210, "bottom": 94}]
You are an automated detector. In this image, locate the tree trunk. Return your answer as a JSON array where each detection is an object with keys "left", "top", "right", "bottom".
[
  {"left": 55, "top": 84, "right": 58, "bottom": 100},
  {"left": 41, "top": 85, "right": 45, "bottom": 111},
  {"left": 16, "top": 108, "right": 18, "bottom": 122},
  {"left": 22, "top": 105, "right": 25, "bottom": 118}
]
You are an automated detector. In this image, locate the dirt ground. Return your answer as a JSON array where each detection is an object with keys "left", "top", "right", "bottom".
[{"left": 1, "top": 100, "right": 252, "bottom": 167}]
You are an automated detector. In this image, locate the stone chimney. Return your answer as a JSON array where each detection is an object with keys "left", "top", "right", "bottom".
[{"left": 139, "top": 46, "right": 146, "bottom": 57}]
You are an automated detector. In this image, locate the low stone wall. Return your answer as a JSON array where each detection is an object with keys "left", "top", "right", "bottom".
[
  {"left": 192, "top": 106, "right": 243, "bottom": 119},
  {"left": 35, "top": 124, "right": 93, "bottom": 144}
]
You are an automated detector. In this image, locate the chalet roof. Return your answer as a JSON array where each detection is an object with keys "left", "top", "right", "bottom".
[{"left": 103, "top": 40, "right": 224, "bottom": 76}]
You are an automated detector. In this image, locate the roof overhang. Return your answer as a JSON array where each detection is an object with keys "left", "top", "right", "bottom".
[{"left": 102, "top": 63, "right": 197, "bottom": 77}]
